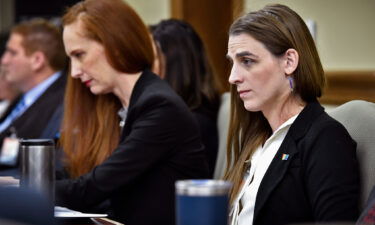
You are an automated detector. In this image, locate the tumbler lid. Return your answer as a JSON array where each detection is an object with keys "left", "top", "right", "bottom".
[
  {"left": 20, "top": 139, "right": 54, "bottom": 146},
  {"left": 176, "top": 179, "right": 232, "bottom": 196}
]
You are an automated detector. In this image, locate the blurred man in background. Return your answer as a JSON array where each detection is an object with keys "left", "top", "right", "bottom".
[
  {"left": 0, "top": 68, "right": 19, "bottom": 117},
  {"left": 0, "top": 18, "right": 67, "bottom": 175}
]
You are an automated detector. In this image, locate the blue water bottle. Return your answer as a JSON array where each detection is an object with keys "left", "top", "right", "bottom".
[{"left": 176, "top": 179, "right": 232, "bottom": 225}]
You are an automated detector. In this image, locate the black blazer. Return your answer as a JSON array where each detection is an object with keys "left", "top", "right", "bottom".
[
  {"left": 0, "top": 73, "right": 66, "bottom": 173},
  {"left": 192, "top": 102, "right": 219, "bottom": 177},
  {"left": 253, "top": 101, "right": 359, "bottom": 225},
  {"left": 56, "top": 70, "right": 209, "bottom": 225}
]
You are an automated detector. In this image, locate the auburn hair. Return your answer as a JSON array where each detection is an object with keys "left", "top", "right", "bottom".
[{"left": 60, "top": 0, "right": 154, "bottom": 177}]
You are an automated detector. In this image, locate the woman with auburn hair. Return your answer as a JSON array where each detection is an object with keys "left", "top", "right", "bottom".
[
  {"left": 56, "top": 0, "right": 208, "bottom": 224},
  {"left": 225, "top": 4, "right": 359, "bottom": 225},
  {"left": 150, "top": 19, "right": 221, "bottom": 177}
]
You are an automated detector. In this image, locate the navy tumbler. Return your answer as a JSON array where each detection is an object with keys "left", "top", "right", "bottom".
[{"left": 176, "top": 179, "right": 232, "bottom": 225}]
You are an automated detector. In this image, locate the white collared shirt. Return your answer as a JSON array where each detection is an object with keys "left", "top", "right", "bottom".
[
  {"left": 230, "top": 114, "right": 298, "bottom": 225},
  {"left": 118, "top": 107, "right": 128, "bottom": 130},
  {"left": 22, "top": 71, "right": 61, "bottom": 110},
  {"left": 0, "top": 100, "right": 10, "bottom": 118}
]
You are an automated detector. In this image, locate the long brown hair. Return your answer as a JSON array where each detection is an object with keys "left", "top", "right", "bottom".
[
  {"left": 60, "top": 0, "right": 154, "bottom": 177},
  {"left": 150, "top": 19, "right": 220, "bottom": 111},
  {"left": 224, "top": 4, "right": 325, "bottom": 203}
]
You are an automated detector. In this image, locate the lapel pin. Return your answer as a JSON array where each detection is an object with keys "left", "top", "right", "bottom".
[{"left": 281, "top": 154, "right": 289, "bottom": 160}]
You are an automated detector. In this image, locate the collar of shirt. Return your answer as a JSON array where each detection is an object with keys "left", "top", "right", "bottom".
[
  {"left": 230, "top": 114, "right": 299, "bottom": 225},
  {"left": 23, "top": 71, "right": 61, "bottom": 108},
  {"left": 242, "top": 114, "right": 298, "bottom": 167},
  {"left": 263, "top": 114, "right": 298, "bottom": 148},
  {"left": 117, "top": 107, "right": 128, "bottom": 128}
]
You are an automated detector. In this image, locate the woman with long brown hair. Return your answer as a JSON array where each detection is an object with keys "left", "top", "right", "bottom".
[
  {"left": 56, "top": 0, "right": 208, "bottom": 224},
  {"left": 225, "top": 4, "right": 359, "bottom": 225},
  {"left": 151, "top": 19, "right": 221, "bottom": 177}
]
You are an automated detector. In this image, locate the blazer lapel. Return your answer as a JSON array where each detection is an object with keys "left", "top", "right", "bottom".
[
  {"left": 119, "top": 69, "right": 159, "bottom": 141},
  {"left": 253, "top": 100, "right": 324, "bottom": 221},
  {"left": 253, "top": 136, "right": 298, "bottom": 220}
]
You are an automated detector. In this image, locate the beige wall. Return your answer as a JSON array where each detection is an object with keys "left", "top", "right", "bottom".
[
  {"left": 125, "top": 0, "right": 375, "bottom": 71},
  {"left": 245, "top": 0, "right": 375, "bottom": 71},
  {"left": 125, "top": 0, "right": 170, "bottom": 25},
  {"left": 0, "top": 0, "right": 14, "bottom": 32}
]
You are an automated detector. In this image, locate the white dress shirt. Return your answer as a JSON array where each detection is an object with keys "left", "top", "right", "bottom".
[
  {"left": 0, "top": 100, "right": 10, "bottom": 118},
  {"left": 230, "top": 114, "right": 298, "bottom": 225}
]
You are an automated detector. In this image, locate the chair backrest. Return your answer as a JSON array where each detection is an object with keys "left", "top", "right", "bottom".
[
  {"left": 327, "top": 100, "right": 375, "bottom": 210},
  {"left": 214, "top": 92, "right": 230, "bottom": 179},
  {"left": 356, "top": 186, "right": 375, "bottom": 224},
  {"left": 213, "top": 96, "right": 375, "bottom": 210}
]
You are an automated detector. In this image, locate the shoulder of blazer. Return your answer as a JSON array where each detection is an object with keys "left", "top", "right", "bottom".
[
  {"left": 44, "top": 72, "right": 67, "bottom": 94},
  {"left": 19, "top": 72, "right": 66, "bottom": 113},
  {"left": 127, "top": 69, "right": 169, "bottom": 110},
  {"left": 287, "top": 100, "right": 327, "bottom": 141},
  {"left": 253, "top": 100, "right": 326, "bottom": 221}
]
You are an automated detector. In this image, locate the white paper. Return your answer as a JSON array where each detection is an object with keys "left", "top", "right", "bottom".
[{"left": 54, "top": 206, "right": 108, "bottom": 218}]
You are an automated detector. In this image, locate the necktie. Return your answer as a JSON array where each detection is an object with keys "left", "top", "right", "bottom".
[{"left": 0, "top": 97, "right": 26, "bottom": 133}]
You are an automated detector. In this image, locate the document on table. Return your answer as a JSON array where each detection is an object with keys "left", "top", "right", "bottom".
[
  {"left": 0, "top": 176, "right": 19, "bottom": 187},
  {"left": 54, "top": 206, "right": 108, "bottom": 218}
]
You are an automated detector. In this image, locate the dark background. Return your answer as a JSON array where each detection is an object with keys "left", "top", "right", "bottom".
[
  {"left": 0, "top": 0, "right": 81, "bottom": 54},
  {"left": 15, "top": 0, "right": 80, "bottom": 22}
]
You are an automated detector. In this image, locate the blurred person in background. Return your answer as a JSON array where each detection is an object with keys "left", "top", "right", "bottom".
[
  {"left": 0, "top": 19, "right": 67, "bottom": 175},
  {"left": 151, "top": 19, "right": 221, "bottom": 177},
  {"left": 0, "top": 68, "right": 20, "bottom": 118},
  {"left": 0, "top": 32, "right": 20, "bottom": 117},
  {"left": 56, "top": 0, "right": 208, "bottom": 225},
  {"left": 225, "top": 4, "right": 359, "bottom": 225},
  {"left": 0, "top": 32, "right": 19, "bottom": 117}
]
